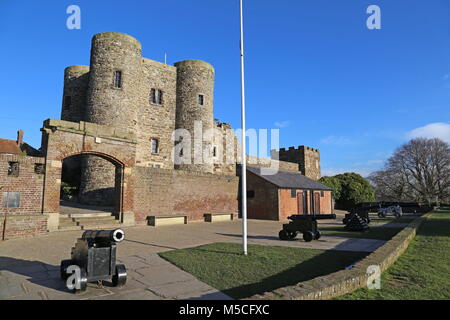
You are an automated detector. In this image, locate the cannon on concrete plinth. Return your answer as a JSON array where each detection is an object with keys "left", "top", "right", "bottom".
[
  {"left": 279, "top": 214, "right": 336, "bottom": 242},
  {"left": 60, "top": 229, "right": 127, "bottom": 293}
]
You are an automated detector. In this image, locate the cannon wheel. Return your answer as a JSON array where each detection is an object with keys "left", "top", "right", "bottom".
[
  {"left": 279, "top": 230, "right": 290, "bottom": 240},
  {"left": 288, "top": 231, "right": 297, "bottom": 240},
  {"left": 303, "top": 232, "right": 314, "bottom": 242},
  {"left": 60, "top": 259, "right": 73, "bottom": 280},
  {"left": 314, "top": 230, "right": 321, "bottom": 240},
  {"left": 112, "top": 264, "right": 127, "bottom": 287},
  {"left": 74, "top": 269, "right": 88, "bottom": 293},
  {"left": 378, "top": 212, "right": 386, "bottom": 218}
]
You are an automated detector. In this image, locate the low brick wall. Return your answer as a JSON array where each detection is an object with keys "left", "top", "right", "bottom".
[
  {"left": 248, "top": 214, "right": 429, "bottom": 300},
  {"left": 0, "top": 214, "right": 48, "bottom": 240}
]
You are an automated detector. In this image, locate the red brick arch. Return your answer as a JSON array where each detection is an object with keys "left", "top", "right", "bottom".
[{"left": 41, "top": 120, "right": 137, "bottom": 223}]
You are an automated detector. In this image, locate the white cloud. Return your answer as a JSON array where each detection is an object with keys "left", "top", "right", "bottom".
[
  {"left": 407, "top": 122, "right": 450, "bottom": 143},
  {"left": 320, "top": 135, "right": 352, "bottom": 146},
  {"left": 274, "top": 121, "right": 290, "bottom": 128},
  {"left": 321, "top": 168, "right": 374, "bottom": 178},
  {"left": 443, "top": 74, "right": 450, "bottom": 80}
]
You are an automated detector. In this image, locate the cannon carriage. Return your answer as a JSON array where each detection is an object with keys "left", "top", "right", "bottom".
[
  {"left": 60, "top": 229, "right": 127, "bottom": 293},
  {"left": 279, "top": 214, "right": 336, "bottom": 242}
]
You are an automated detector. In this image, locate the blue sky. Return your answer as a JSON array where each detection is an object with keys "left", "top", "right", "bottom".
[{"left": 0, "top": 0, "right": 449, "bottom": 177}]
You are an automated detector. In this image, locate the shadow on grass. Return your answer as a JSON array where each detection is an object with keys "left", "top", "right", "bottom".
[
  {"left": 416, "top": 212, "right": 450, "bottom": 237},
  {"left": 319, "top": 226, "right": 403, "bottom": 240},
  {"left": 160, "top": 243, "right": 369, "bottom": 300},
  {"left": 215, "top": 233, "right": 280, "bottom": 241},
  {"left": 220, "top": 249, "right": 369, "bottom": 299}
]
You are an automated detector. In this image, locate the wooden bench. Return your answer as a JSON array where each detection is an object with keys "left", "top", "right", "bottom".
[
  {"left": 147, "top": 214, "right": 188, "bottom": 227},
  {"left": 204, "top": 213, "right": 235, "bottom": 223}
]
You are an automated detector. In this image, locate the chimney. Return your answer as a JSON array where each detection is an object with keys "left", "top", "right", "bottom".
[{"left": 17, "top": 130, "right": 24, "bottom": 146}]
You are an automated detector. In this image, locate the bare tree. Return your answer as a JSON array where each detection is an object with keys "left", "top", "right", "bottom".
[{"left": 370, "top": 138, "right": 450, "bottom": 203}]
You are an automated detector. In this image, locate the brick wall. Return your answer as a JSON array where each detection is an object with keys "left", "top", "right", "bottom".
[
  {"left": 133, "top": 166, "right": 239, "bottom": 223},
  {"left": 0, "top": 154, "right": 47, "bottom": 239},
  {"left": 246, "top": 171, "right": 279, "bottom": 220},
  {"left": 279, "top": 189, "right": 332, "bottom": 221},
  {"left": 0, "top": 215, "right": 47, "bottom": 239},
  {"left": 0, "top": 154, "right": 45, "bottom": 215}
]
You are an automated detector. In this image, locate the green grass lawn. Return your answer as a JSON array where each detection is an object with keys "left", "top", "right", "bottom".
[
  {"left": 336, "top": 209, "right": 450, "bottom": 300},
  {"left": 159, "top": 243, "right": 368, "bottom": 299},
  {"left": 319, "top": 225, "right": 404, "bottom": 240}
]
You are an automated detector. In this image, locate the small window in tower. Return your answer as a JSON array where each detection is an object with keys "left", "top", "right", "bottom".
[
  {"left": 8, "top": 162, "right": 19, "bottom": 177},
  {"left": 114, "top": 71, "right": 122, "bottom": 88},
  {"left": 150, "top": 89, "right": 163, "bottom": 105},
  {"left": 151, "top": 138, "right": 159, "bottom": 154},
  {"left": 198, "top": 94, "right": 204, "bottom": 106},
  {"left": 212, "top": 146, "right": 217, "bottom": 158},
  {"left": 291, "top": 189, "right": 297, "bottom": 198},
  {"left": 64, "top": 96, "right": 72, "bottom": 108}
]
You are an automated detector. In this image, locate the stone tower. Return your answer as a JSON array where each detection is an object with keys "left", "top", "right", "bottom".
[
  {"left": 271, "top": 146, "right": 321, "bottom": 180},
  {"left": 174, "top": 60, "right": 215, "bottom": 173},
  {"left": 61, "top": 65, "right": 90, "bottom": 122},
  {"left": 60, "top": 32, "right": 221, "bottom": 206}
]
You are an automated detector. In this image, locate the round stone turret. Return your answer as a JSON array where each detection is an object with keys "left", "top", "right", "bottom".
[
  {"left": 85, "top": 32, "right": 142, "bottom": 133},
  {"left": 61, "top": 65, "right": 90, "bottom": 122},
  {"left": 175, "top": 60, "right": 215, "bottom": 173}
]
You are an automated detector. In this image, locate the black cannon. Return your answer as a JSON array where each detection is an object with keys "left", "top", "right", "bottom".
[
  {"left": 279, "top": 214, "right": 336, "bottom": 242},
  {"left": 343, "top": 207, "right": 372, "bottom": 225},
  {"left": 60, "top": 229, "right": 127, "bottom": 293}
]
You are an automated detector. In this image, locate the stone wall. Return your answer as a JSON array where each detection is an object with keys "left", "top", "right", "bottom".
[
  {"left": 272, "top": 146, "right": 321, "bottom": 180},
  {"left": 137, "top": 59, "right": 177, "bottom": 169},
  {"left": 248, "top": 213, "right": 429, "bottom": 300},
  {"left": 133, "top": 166, "right": 239, "bottom": 224},
  {"left": 61, "top": 65, "right": 90, "bottom": 122}
]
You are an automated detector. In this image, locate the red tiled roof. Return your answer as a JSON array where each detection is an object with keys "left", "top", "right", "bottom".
[{"left": 0, "top": 139, "right": 22, "bottom": 155}]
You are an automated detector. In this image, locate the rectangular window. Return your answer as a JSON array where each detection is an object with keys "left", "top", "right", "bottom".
[
  {"left": 151, "top": 138, "right": 159, "bottom": 154},
  {"left": 150, "top": 89, "right": 163, "bottom": 105},
  {"left": 114, "top": 71, "right": 122, "bottom": 88},
  {"left": 8, "top": 162, "right": 19, "bottom": 177},
  {"left": 34, "top": 163, "right": 45, "bottom": 175},
  {"left": 198, "top": 94, "right": 204, "bottom": 106},
  {"left": 212, "top": 146, "right": 217, "bottom": 157},
  {"left": 291, "top": 189, "right": 297, "bottom": 198},
  {"left": 247, "top": 190, "right": 255, "bottom": 198},
  {"left": 320, "top": 191, "right": 324, "bottom": 197},
  {"left": 64, "top": 96, "right": 72, "bottom": 108}
]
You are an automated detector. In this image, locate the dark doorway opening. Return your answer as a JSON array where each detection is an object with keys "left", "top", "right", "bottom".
[{"left": 60, "top": 154, "right": 123, "bottom": 216}]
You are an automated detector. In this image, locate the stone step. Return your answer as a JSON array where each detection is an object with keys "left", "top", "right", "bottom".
[
  {"left": 73, "top": 216, "right": 117, "bottom": 223},
  {"left": 80, "top": 223, "right": 122, "bottom": 230},
  {"left": 78, "top": 220, "right": 120, "bottom": 227},
  {"left": 57, "top": 225, "right": 82, "bottom": 231},
  {"left": 62, "top": 212, "right": 115, "bottom": 219}
]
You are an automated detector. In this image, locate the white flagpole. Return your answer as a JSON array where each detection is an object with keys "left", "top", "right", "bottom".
[{"left": 239, "top": 0, "right": 248, "bottom": 256}]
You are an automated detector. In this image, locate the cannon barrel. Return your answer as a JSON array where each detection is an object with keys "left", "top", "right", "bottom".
[
  {"left": 288, "top": 214, "right": 336, "bottom": 221},
  {"left": 81, "top": 229, "right": 125, "bottom": 243}
]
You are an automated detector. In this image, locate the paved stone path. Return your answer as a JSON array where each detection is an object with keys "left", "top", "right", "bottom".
[
  {"left": 0, "top": 219, "right": 392, "bottom": 300},
  {"left": 0, "top": 253, "right": 231, "bottom": 300}
]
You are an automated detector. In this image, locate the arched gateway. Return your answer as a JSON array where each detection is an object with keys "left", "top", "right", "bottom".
[{"left": 41, "top": 119, "right": 137, "bottom": 230}]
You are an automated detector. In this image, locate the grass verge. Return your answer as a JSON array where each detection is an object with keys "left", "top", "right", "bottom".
[
  {"left": 319, "top": 225, "right": 404, "bottom": 240},
  {"left": 159, "top": 243, "right": 367, "bottom": 299},
  {"left": 336, "top": 209, "right": 450, "bottom": 299}
]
